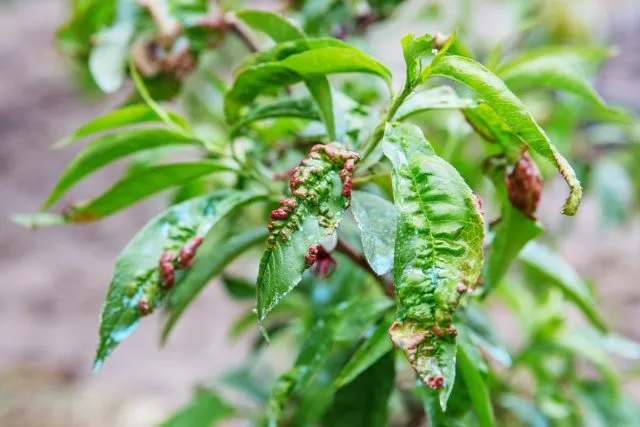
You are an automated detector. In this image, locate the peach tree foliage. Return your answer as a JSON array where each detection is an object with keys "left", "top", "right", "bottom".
[{"left": 16, "top": 1, "right": 640, "bottom": 426}]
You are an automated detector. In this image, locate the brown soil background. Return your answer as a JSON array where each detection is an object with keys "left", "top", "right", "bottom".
[{"left": 0, "top": 1, "right": 639, "bottom": 426}]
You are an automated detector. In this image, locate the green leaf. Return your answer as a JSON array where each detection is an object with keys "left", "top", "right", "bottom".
[
  {"left": 400, "top": 32, "right": 434, "bottom": 88},
  {"left": 483, "top": 206, "right": 543, "bottom": 293},
  {"left": 323, "top": 351, "right": 395, "bottom": 427},
  {"left": 162, "top": 227, "right": 268, "bottom": 342},
  {"left": 229, "top": 97, "right": 320, "bottom": 138},
  {"left": 221, "top": 274, "right": 256, "bottom": 300},
  {"left": 395, "top": 86, "right": 477, "bottom": 121},
  {"left": 53, "top": 104, "right": 188, "bottom": 149},
  {"left": 591, "top": 158, "right": 634, "bottom": 226},
  {"left": 42, "top": 128, "right": 199, "bottom": 210},
  {"left": 350, "top": 190, "right": 397, "bottom": 276},
  {"left": 225, "top": 39, "right": 391, "bottom": 121},
  {"left": 306, "top": 75, "right": 336, "bottom": 140},
  {"left": 334, "top": 318, "right": 394, "bottom": 388},
  {"left": 160, "top": 387, "right": 234, "bottom": 427},
  {"left": 382, "top": 122, "right": 484, "bottom": 409},
  {"left": 462, "top": 305, "right": 512, "bottom": 367},
  {"left": 457, "top": 342, "right": 495, "bottom": 427},
  {"left": 496, "top": 46, "right": 612, "bottom": 108},
  {"left": 462, "top": 102, "right": 518, "bottom": 149},
  {"left": 519, "top": 242, "right": 607, "bottom": 332},
  {"left": 234, "top": 9, "right": 306, "bottom": 42},
  {"left": 430, "top": 55, "right": 582, "bottom": 215},
  {"left": 92, "top": 191, "right": 265, "bottom": 370},
  {"left": 88, "top": 1, "right": 136, "bottom": 93},
  {"left": 69, "top": 162, "right": 237, "bottom": 221},
  {"left": 257, "top": 143, "right": 359, "bottom": 326},
  {"left": 334, "top": 296, "right": 394, "bottom": 342}
]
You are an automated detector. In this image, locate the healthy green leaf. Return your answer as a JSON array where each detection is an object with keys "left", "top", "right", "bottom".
[
  {"left": 400, "top": 32, "right": 434, "bottom": 88},
  {"left": 221, "top": 274, "right": 257, "bottom": 300},
  {"left": 306, "top": 75, "right": 336, "bottom": 140},
  {"left": 519, "top": 242, "right": 607, "bottom": 332},
  {"left": 234, "top": 9, "right": 306, "bottom": 42},
  {"left": 457, "top": 341, "right": 495, "bottom": 427},
  {"left": 462, "top": 102, "right": 518, "bottom": 150},
  {"left": 93, "top": 191, "right": 264, "bottom": 370},
  {"left": 382, "top": 122, "right": 484, "bottom": 409},
  {"left": 334, "top": 296, "right": 394, "bottom": 342},
  {"left": 463, "top": 305, "right": 512, "bottom": 367},
  {"left": 257, "top": 143, "right": 359, "bottom": 326},
  {"left": 225, "top": 39, "right": 391, "bottom": 121},
  {"left": 160, "top": 387, "right": 234, "bottom": 427},
  {"left": 430, "top": 55, "right": 582, "bottom": 215},
  {"left": 42, "top": 128, "right": 199, "bottom": 210},
  {"left": 497, "top": 47, "right": 612, "bottom": 108},
  {"left": 229, "top": 97, "right": 320, "bottom": 138},
  {"left": 335, "top": 318, "right": 394, "bottom": 388},
  {"left": 53, "top": 104, "right": 189, "bottom": 149},
  {"left": 395, "top": 86, "right": 477, "bottom": 121},
  {"left": 68, "top": 162, "right": 237, "bottom": 221},
  {"left": 323, "top": 351, "right": 395, "bottom": 427},
  {"left": 591, "top": 158, "right": 634, "bottom": 226},
  {"left": 162, "top": 227, "right": 268, "bottom": 342},
  {"left": 483, "top": 206, "right": 543, "bottom": 293},
  {"left": 350, "top": 190, "right": 397, "bottom": 276}
]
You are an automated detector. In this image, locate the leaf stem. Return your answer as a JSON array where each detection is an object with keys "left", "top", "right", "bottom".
[
  {"left": 335, "top": 237, "right": 395, "bottom": 298},
  {"left": 359, "top": 83, "right": 412, "bottom": 164}
]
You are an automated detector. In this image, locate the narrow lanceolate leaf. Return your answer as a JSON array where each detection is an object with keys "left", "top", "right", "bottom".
[
  {"left": 234, "top": 9, "right": 305, "bottom": 42},
  {"left": 323, "top": 351, "right": 395, "bottom": 427},
  {"left": 335, "top": 317, "right": 394, "bottom": 388},
  {"left": 160, "top": 388, "right": 234, "bottom": 427},
  {"left": 382, "top": 123, "right": 484, "bottom": 409},
  {"left": 53, "top": 104, "right": 189, "bottom": 149},
  {"left": 257, "top": 143, "right": 359, "bottom": 325},
  {"left": 498, "top": 48, "right": 605, "bottom": 107},
  {"left": 430, "top": 55, "right": 582, "bottom": 215},
  {"left": 395, "top": 86, "right": 477, "bottom": 121},
  {"left": 483, "top": 206, "right": 543, "bottom": 293},
  {"left": 457, "top": 342, "right": 495, "bottom": 427},
  {"left": 350, "top": 191, "right": 397, "bottom": 276},
  {"left": 67, "top": 162, "right": 236, "bottom": 222},
  {"left": 161, "top": 227, "right": 268, "bottom": 342},
  {"left": 334, "top": 296, "right": 394, "bottom": 342},
  {"left": 225, "top": 38, "right": 391, "bottom": 121},
  {"left": 229, "top": 97, "right": 320, "bottom": 138},
  {"left": 93, "top": 191, "right": 264, "bottom": 370},
  {"left": 519, "top": 242, "right": 608, "bottom": 332},
  {"left": 42, "top": 128, "right": 199, "bottom": 210}
]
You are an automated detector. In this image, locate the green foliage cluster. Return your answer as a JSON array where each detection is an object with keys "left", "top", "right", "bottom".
[{"left": 17, "top": 0, "right": 640, "bottom": 425}]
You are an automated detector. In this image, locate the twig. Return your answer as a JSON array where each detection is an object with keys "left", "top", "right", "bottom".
[
  {"left": 335, "top": 237, "right": 395, "bottom": 298},
  {"left": 225, "top": 14, "right": 260, "bottom": 53}
]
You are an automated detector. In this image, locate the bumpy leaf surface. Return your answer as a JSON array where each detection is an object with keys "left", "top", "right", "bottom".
[
  {"left": 93, "top": 191, "right": 265, "bottom": 370},
  {"left": 430, "top": 55, "right": 582, "bottom": 215},
  {"left": 257, "top": 143, "right": 359, "bottom": 325},
  {"left": 382, "top": 123, "right": 484, "bottom": 409}
]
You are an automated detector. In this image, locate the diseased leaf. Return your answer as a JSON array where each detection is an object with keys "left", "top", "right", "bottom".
[
  {"left": 350, "top": 190, "right": 397, "bottom": 276},
  {"left": 68, "top": 162, "right": 237, "bottom": 221},
  {"left": 335, "top": 317, "right": 394, "bottom": 388},
  {"left": 430, "top": 55, "right": 582, "bottom": 215},
  {"left": 160, "top": 387, "right": 234, "bottom": 427},
  {"left": 93, "top": 191, "right": 264, "bottom": 370},
  {"left": 457, "top": 341, "right": 495, "bottom": 427},
  {"left": 395, "top": 86, "right": 477, "bottom": 121},
  {"left": 234, "top": 9, "right": 305, "bottom": 42},
  {"left": 334, "top": 295, "right": 394, "bottom": 342},
  {"left": 382, "top": 122, "right": 484, "bottom": 409},
  {"left": 519, "top": 242, "right": 607, "bottom": 332},
  {"left": 53, "top": 104, "right": 189, "bottom": 149},
  {"left": 229, "top": 97, "right": 320, "bottom": 138},
  {"left": 162, "top": 227, "right": 268, "bottom": 342},
  {"left": 225, "top": 39, "right": 391, "bottom": 121},
  {"left": 323, "top": 351, "right": 395, "bottom": 427},
  {"left": 257, "top": 143, "right": 359, "bottom": 326},
  {"left": 42, "top": 128, "right": 199, "bottom": 210},
  {"left": 497, "top": 47, "right": 611, "bottom": 108}
]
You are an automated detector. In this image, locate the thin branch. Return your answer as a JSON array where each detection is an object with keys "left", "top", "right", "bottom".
[
  {"left": 335, "top": 237, "right": 395, "bottom": 298},
  {"left": 225, "top": 14, "right": 260, "bottom": 53}
]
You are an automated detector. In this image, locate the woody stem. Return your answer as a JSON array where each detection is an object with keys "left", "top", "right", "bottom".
[{"left": 335, "top": 237, "right": 395, "bottom": 298}]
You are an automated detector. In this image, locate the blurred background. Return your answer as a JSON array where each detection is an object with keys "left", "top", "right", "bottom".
[{"left": 1, "top": 0, "right": 639, "bottom": 426}]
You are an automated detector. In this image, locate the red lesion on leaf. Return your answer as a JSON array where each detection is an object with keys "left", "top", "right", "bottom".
[
  {"left": 311, "top": 246, "right": 337, "bottom": 277},
  {"left": 270, "top": 208, "right": 290, "bottom": 220},
  {"left": 505, "top": 147, "right": 542, "bottom": 220},
  {"left": 159, "top": 251, "right": 176, "bottom": 288},
  {"left": 138, "top": 299, "right": 151, "bottom": 315},
  {"left": 456, "top": 284, "right": 468, "bottom": 294},
  {"left": 178, "top": 235, "right": 203, "bottom": 268},
  {"left": 389, "top": 321, "right": 428, "bottom": 364},
  {"left": 304, "top": 245, "right": 320, "bottom": 266},
  {"left": 427, "top": 375, "right": 444, "bottom": 389}
]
